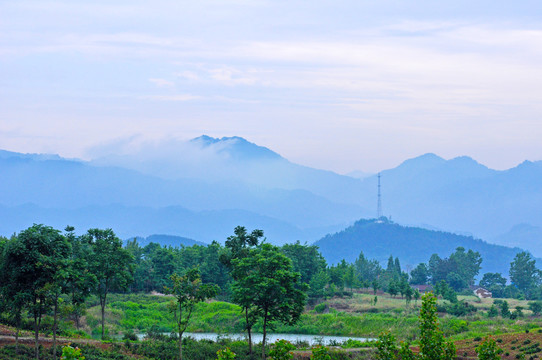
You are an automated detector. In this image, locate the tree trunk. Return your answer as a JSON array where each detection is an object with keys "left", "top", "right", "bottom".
[
  {"left": 245, "top": 308, "right": 252, "bottom": 355},
  {"left": 261, "top": 314, "right": 267, "bottom": 360},
  {"left": 34, "top": 303, "right": 42, "bottom": 360},
  {"left": 15, "top": 315, "right": 20, "bottom": 354},
  {"left": 100, "top": 293, "right": 107, "bottom": 340},
  {"left": 53, "top": 295, "right": 59, "bottom": 360},
  {"left": 179, "top": 333, "right": 183, "bottom": 360}
]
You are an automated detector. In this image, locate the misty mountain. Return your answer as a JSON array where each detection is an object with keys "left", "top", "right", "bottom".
[
  {"left": 490, "top": 223, "right": 542, "bottom": 258},
  {"left": 1, "top": 136, "right": 541, "bottom": 256},
  {"left": 0, "top": 152, "right": 361, "bottom": 231},
  {"left": 0, "top": 203, "right": 345, "bottom": 244},
  {"left": 314, "top": 219, "right": 533, "bottom": 276},
  {"left": 356, "top": 154, "right": 542, "bottom": 241}
]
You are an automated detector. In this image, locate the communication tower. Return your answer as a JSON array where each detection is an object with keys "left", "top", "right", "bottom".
[{"left": 377, "top": 172, "right": 382, "bottom": 220}]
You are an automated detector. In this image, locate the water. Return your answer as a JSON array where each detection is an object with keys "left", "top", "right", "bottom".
[{"left": 138, "top": 332, "right": 372, "bottom": 345}]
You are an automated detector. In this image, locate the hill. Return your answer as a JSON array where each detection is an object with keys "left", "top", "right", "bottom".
[
  {"left": 129, "top": 234, "right": 207, "bottom": 247},
  {"left": 314, "top": 218, "right": 533, "bottom": 276}
]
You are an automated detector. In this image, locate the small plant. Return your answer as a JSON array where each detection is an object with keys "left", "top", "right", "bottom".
[
  {"left": 314, "top": 302, "right": 328, "bottom": 314},
  {"left": 61, "top": 345, "right": 85, "bottom": 360},
  {"left": 311, "top": 345, "right": 331, "bottom": 360},
  {"left": 476, "top": 337, "right": 503, "bottom": 360},
  {"left": 217, "top": 348, "right": 236, "bottom": 360},
  {"left": 269, "top": 339, "right": 296, "bottom": 360},
  {"left": 474, "top": 336, "right": 483, "bottom": 341},
  {"left": 376, "top": 332, "right": 397, "bottom": 360}
]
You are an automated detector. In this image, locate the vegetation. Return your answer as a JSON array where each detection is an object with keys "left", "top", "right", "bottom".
[{"left": 5, "top": 222, "right": 542, "bottom": 360}]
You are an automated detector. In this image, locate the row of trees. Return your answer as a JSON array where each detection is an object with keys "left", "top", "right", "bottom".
[{"left": 0, "top": 225, "right": 133, "bottom": 360}]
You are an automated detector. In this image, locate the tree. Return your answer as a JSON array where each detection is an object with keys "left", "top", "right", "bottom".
[
  {"left": 529, "top": 301, "right": 542, "bottom": 316},
  {"left": 479, "top": 273, "right": 507, "bottom": 298},
  {"left": 2, "top": 224, "right": 70, "bottom": 360},
  {"left": 231, "top": 244, "right": 306, "bottom": 360},
  {"left": 281, "top": 241, "right": 327, "bottom": 285},
  {"left": 84, "top": 228, "right": 134, "bottom": 339},
  {"left": 375, "top": 292, "right": 455, "bottom": 360},
  {"left": 418, "top": 292, "right": 456, "bottom": 360},
  {"left": 410, "top": 263, "right": 429, "bottom": 285},
  {"left": 221, "top": 226, "right": 264, "bottom": 356},
  {"left": 475, "top": 337, "right": 502, "bottom": 360},
  {"left": 166, "top": 267, "right": 218, "bottom": 360},
  {"left": 65, "top": 227, "right": 97, "bottom": 330},
  {"left": 509, "top": 251, "right": 540, "bottom": 299}
]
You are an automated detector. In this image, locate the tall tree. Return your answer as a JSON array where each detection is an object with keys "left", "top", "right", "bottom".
[
  {"left": 509, "top": 251, "right": 540, "bottom": 299},
  {"left": 84, "top": 228, "right": 134, "bottom": 339},
  {"left": 220, "top": 226, "right": 263, "bottom": 355},
  {"left": 166, "top": 268, "right": 218, "bottom": 360},
  {"left": 232, "top": 244, "right": 307, "bottom": 360},
  {"left": 2, "top": 224, "right": 70, "bottom": 360}
]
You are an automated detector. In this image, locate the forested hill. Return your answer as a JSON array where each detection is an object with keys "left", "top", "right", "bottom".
[
  {"left": 314, "top": 219, "right": 534, "bottom": 276},
  {"left": 129, "top": 234, "right": 206, "bottom": 247}
]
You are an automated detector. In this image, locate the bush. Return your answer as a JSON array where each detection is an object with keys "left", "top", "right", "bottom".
[
  {"left": 311, "top": 345, "right": 331, "bottom": 360},
  {"left": 476, "top": 337, "right": 503, "bottom": 360},
  {"left": 217, "top": 348, "right": 236, "bottom": 360},
  {"left": 269, "top": 340, "right": 295, "bottom": 360},
  {"left": 314, "top": 303, "right": 328, "bottom": 314}
]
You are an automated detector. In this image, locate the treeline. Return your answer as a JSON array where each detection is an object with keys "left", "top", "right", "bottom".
[{"left": 3, "top": 223, "right": 542, "bottom": 359}]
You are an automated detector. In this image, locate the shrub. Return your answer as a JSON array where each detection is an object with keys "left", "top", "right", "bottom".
[
  {"left": 311, "top": 345, "right": 331, "bottom": 360},
  {"left": 476, "top": 337, "right": 503, "bottom": 360},
  {"left": 217, "top": 348, "right": 236, "bottom": 360},
  {"left": 269, "top": 340, "right": 296, "bottom": 360}
]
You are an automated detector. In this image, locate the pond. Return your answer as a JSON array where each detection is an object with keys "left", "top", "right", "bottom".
[{"left": 137, "top": 332, "right": 373, "bottom": 345}]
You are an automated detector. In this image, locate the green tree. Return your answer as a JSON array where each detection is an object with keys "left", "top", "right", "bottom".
[
  {"left": 410, "top": 263, "right": 429, "bottom": 285},
  {"left": 418, "top": 292, "right": 456, "bottom": 360},
  {"left": 528, "top": 301, "right": 542, "bottom": 316},
  {"left": 281, "top": 241, "right": 327, "bottom": 285},
  {"left": 479, "top": 273, "right": 507, "bottom": 298},
  {"left": 509, "top": 251, "right": 540, "bottom": 299},
  {"left": 376, "top": 332, "right": 397, "bottom": 360},
  {"left": 475, "top": 337, "right": 502, "bottom": 360},
  {"left": 2, "top": 224, "right": 71, "bottom": 360},
  {"left": 499, "top": 300, "right": 510, "bottom": 318},
  {"left": 65, "top": 227, "right": 97, "bottom": 330},
  {"left": 84, "top": 228, "right": 134, "bottom": 339},
  {"left": 221, "top": 226, "right": 264, "bottom": 356},
  {"left": 232, "top": 243, "right": 306, "bottom": 360},
  {"left": 166, "top": 267, "right": 218, "bottom": 360},
  {"left": 414, "top": 289, "right": 421, "bottom": 306}
]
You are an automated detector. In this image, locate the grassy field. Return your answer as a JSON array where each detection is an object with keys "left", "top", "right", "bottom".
[{"left": 80, "top": 292, "right": 542, "bottom": 343}]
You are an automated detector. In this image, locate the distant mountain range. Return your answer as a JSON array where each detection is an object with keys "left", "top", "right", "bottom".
[
  {"left": 314, "top": 219, "right": 535, "bottom": 276},
  {"left": 0, "top": 136, "right": 541, "bottom": 256}
]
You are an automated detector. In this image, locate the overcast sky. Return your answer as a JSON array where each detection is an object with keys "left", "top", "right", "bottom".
[{"left": 1, "top": 0, "right": 542, "bottom": 173}]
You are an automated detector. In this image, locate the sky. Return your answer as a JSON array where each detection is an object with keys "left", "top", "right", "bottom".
[{"left": 1, "top": 0, "right": 542, "bottom": 173}]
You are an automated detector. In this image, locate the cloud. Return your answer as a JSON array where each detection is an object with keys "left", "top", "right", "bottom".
[
  {"left": 143, "top": 94, "right": 202, "bottom": 101},
  {"left": 149, "top": 78, "right": 175, "bottom": 88}
]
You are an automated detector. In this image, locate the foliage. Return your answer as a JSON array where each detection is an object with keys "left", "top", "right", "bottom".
[
  {"left": 84, "top": 228, "right": 134, "bottom": 339},
  {"left": 510, "top": 252, "right": 541, "bottom": 299},
  {"left": 418, "top": 292, "right": 456, "bottom": 360},
  {"left": 475, "top": 337, "right": 502, "bottom": 360},
  {"left": 166, "top": 267, "right": 219, "bottom": 360},
  {"left": 269, "top": 339, "right": 295, "bottom": 360},
  {"left": 376, "top": 332, "right": 397, "bottom": 360},
  {"left": 231, "top": 243, "right": 307, "bottom": 359},
  {"left": 60, "top": 345, "right": 85, "bottom": 360},
  {"left": 217, "top": 348, "right": 236, "bottom": 360},
  {"left": 311, "top": 345, "right": 331, "bottom": 360}
]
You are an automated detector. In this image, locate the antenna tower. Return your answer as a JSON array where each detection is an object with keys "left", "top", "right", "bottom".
[{"left": 377, "top": 172, "right": 382, "bottom": 219}]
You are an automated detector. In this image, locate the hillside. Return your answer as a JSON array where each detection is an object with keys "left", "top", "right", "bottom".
[{"left": 314, "top": 219, "right": 533, "bottom": 276}]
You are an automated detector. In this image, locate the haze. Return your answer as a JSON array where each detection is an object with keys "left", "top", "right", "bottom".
[{"left": 1, "top": 0, "right": 542, "bottom": 173}]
